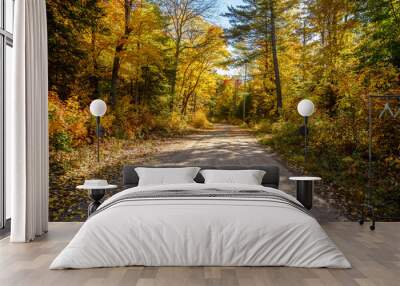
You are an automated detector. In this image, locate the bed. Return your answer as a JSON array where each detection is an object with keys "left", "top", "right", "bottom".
[{"left": 50, "top": 165, "right": 350, "bottom": 269}]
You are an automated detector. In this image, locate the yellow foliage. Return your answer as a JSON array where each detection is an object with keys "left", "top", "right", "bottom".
[
  {"left": 191, "top": 111, "right": 212, "bottom": 129},
  {"left": 48, "top": 92, "right": 65, "bottom": 137},
  {"left": 168, "top": 112, "right": 187, "bottom": 131}
]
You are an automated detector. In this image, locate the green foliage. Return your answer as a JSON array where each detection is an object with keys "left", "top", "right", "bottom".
[
  {"left": 52, "top": 132, "right": 73, "bottom": 152},
  {"left": 356, "top": 0, "right": 400, "bottom": 68},
  {"left": 260, "top": 112, "right": 400, "bottom": 219},
  {"left": 253, "top": 119, "right": 273, "bottom": 133}
]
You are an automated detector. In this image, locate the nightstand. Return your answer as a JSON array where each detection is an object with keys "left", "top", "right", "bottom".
[
  {"left": 289, "top": 176, "right": 321, "bottom": 210},
  {"left": 77, "top": 182, "right": 117, "bottom": 216}
]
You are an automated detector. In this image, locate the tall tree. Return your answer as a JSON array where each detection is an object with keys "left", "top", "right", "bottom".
[
  {"left": 84, "top": 1, "right": 108, "bottom": 100},
  {"left": 224, "top": 0, "right": 290, "bottom": 111},
  {"left": 305, "top": 0, "right": 357, "bottom": 112},
  {"left": 176, "top": 23, "right": 227, "bottom": 114},
  {"left": 110, "top": 0, "right": 135, "bottom": 107},
  {"left": 118, "top": 1, "right": 167, "bottom": 108},
  {"left": 157, "top": 0, "right": 215, "bottom": 111},
  {"left": 47, "top": 0, "right": 97, "bottom": 99},
  {"left": 269, "top": 0, "right": 282, "bottom": 110}
]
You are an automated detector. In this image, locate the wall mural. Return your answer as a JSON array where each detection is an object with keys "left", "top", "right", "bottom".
[{"left": 46, "top": 0, "right": 400, "bottom": 222}]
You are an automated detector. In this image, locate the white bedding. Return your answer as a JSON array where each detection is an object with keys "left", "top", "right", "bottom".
[
  {"left": 200, "top": 169, "right": 266, "bottom": 185},
  {"left": 50, "top": 183, "right": 351, "bottom": 269}
]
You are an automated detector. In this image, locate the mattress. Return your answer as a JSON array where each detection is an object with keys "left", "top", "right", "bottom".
[{"left": 50, "top": 183, "right": 351, "bottom": 269}]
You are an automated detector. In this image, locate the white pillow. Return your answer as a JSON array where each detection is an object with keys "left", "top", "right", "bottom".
[
  {"left": 135, "top": 167, "right": 200, "bottom": 186},
  {"left": 200, "top": 169, "right": 266, "bottom": 185}
]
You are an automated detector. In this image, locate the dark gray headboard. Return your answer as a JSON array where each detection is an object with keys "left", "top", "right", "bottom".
[{"left": 122, "top": 165, "right": 280, "bottom": 189}]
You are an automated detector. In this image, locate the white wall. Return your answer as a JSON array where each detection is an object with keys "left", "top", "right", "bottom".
[
  {"left": 5, "top": 44, "right": 13, "bottom": 219},
  {"left": 4, "top": 0, "right": 15, "bottom": 220}
]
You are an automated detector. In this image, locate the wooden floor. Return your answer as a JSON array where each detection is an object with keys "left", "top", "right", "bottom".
[{"left": 0, "top": 222, "right": 399, "bottom": 286}]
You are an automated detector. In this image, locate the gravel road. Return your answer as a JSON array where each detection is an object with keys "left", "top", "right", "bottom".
[{"left": 142, "top": 124, "right": 345, "bottom": 222}]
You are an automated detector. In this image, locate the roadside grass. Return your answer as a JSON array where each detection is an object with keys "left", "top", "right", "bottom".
[{"left": 252, "top": 121, "right": 400, "bottom": 221}]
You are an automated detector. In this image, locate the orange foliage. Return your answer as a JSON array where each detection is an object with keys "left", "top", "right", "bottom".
[{"left": 48, "top": 92, "right": 90, "bottom": 150}]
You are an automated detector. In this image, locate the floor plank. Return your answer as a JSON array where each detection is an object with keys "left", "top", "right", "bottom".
[{"left": 0, "top": 222, "right": 399, "bottom": 286}]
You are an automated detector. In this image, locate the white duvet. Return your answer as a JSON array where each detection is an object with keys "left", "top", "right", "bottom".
[{"left": 50, "top": 183, "right": 351, "bottom": 269}]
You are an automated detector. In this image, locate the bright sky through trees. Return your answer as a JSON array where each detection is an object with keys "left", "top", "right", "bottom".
[
  {"left": 213, "top": 0, "right": 244, "bottom": 28},
  {"left": 214, "top": 0, "right": 244, "bottom": 75}
]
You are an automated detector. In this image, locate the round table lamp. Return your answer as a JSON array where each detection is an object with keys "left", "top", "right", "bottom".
[
  {"left": 297, "top": 99, "right": 315, "bottom": 167},
  {"left": 90, "top": 99, "right": 107, "bottom": 162},
  {"left": 90, "top": 99, "right": 107, "bottom": 117},
  {"left": 297, "top": 99, "right": 315, "bottom": 117}
]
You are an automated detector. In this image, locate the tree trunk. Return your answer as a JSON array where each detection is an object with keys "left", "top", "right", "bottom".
[
  {"left": 262, "top": 40, "right": 270, "bottom": 95},
  {"left": 180, "top": 65, "right": 205, "bottom": 114},
  {"left": 91, "top": 28, "right": 100, "bottom": 99},
  {"left": 269, "top": 0, "right": 283, "bottom": 111},
  {"left": 301, "top": 19, "right": 307, "bottom": 81},
  {"left": 130, "top": 78, "right": 134, "bottom": 99},
  {"left": 181, "top": 92, "right": 190, "bottom": 115},
  {"left": 192, "top": 93, "right": 196, "bottom": 118},
  {"left": 110, "top": 46, "right": 122, "bottom": 106},
  {"left": 110, "top": 0, "right": 133, "bottom": 107},
  {"left": 135, "top": 74, "right": 140, "bottom": 105},
  {"left": 170, "top": 40, "right": 181, "bottom": 112}
]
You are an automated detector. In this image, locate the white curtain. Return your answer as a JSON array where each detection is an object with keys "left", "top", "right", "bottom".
[{"left": 8, "top": 0, "right": 49, "bottom": 242}]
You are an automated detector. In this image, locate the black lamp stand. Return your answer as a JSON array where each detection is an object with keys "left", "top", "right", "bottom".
[
  {"left": 304, "top": 116, "right": 308, "bottom": 167},
  {"left": 96, "top": 116, "right": 100, "bottom": 163}
]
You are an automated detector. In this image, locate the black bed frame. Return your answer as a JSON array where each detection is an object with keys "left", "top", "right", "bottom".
[{"left": 122, "top": 165, "right": 280, "bottom": 189}]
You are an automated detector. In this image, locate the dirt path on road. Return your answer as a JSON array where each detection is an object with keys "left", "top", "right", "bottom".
[{"left": 142, "top": 124, "right": 345, "bottom": 222}]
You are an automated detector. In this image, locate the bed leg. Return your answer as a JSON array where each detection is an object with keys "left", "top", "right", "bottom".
[
  {"left": 370, "top": 207, "right": 376, "bottom": 231},
  {"left": 359, "top": 204, "right": 364, "bottom": 225}
]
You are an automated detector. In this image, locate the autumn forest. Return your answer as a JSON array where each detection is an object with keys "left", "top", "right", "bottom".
[{"left": 47, "top": 0, "right": 400, "bottom": 221}]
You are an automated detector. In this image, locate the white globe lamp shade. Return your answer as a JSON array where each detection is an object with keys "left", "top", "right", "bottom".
[
  {"left": 297, "top": 99, "right": 315, "bottom": 117},
  {"left": 90, "top": 99, "right": 107, "bottom": 117}
]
